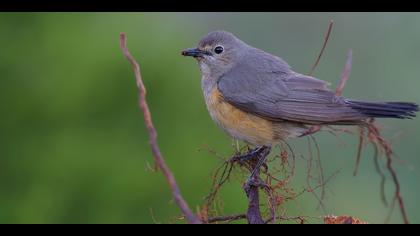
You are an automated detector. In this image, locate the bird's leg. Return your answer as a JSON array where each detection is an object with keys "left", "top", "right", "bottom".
[
  {"left": 232, "top": 139, "right": 241, "bottom": 155},
  {"left": 235, "top": 139, "right": 240, "bottom": 154},
  {"left": 230, "top": 146, "right": 267, "bottom": 164},
  {"left": 247, "top": 146, "right": 271, "bottom": 183},
  {"left": 243, "top": 146, "right": 271, "bottom": 225}
]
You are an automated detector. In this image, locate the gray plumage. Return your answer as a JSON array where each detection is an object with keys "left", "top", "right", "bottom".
[
  {"left": 186, "top": 31, "right": 418, "bottom": 127},
  {"left": 217, "top": 46, "right": 365, "bottom": 124}
]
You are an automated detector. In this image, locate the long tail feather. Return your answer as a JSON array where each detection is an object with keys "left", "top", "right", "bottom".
[{"left": 346, "top": 100, "right": 419, "bottom": 119}]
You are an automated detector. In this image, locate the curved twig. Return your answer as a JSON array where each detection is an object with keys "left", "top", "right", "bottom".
[
  {"left": 336, "top": 49, "right": 353, "bottom": 96},
  {"left": 119, "top": 33, "right": 201, "bottom": 224},
  {"left": 309, "top": 20, "right": 334, "bottom": 76},
  {"left": 366, "top": 121, "right": 409, "bottom": 224}
]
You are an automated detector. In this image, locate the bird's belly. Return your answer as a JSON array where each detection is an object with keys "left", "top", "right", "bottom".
[{"left": 205, "top": 87, "right": 282, "bottom": 146}]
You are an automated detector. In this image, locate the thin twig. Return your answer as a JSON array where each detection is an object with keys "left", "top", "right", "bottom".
[
  {"left": 353, "top": 127, "right": 364, "bottom": 176},
  {"left": 310, "top": 136, "right": 325, "bottom": 203},
  {"left": 385, "top": 149, "right": 409, "bottom": 224},
  {"left": 204, "top": 160, "right": 234, "bottom": 213},
  {"left": 302, "top": 20, "right": 335, "bottom": 137},
  {"left": 149, "top": 207, "right": 161, "bottom": 224},
  {"left": 309, "top": 20, "right": 334, "bottom": 76},
  {"left": 263, "top": 185, "right": 277, "bottom": 224},
  {"left": 207, "top": 214, "right": 247, "bottom": 223},
  {"left": 336, "top": 49, "right": 353, "bottom": 96},
  {"left": 293, "top": 169, "right": 341, "bottom": 200},
  {"left": 119, "top": 33, "right": 201, "bottom": 224},
  {"left": 302, "top": 49, "right": 352, "bottom": 137},
  {"left": 385, "top": 197, "right": 397, "bottom": 224},
  {"left": 306, "top": 137, "right": 326, "bottom": 211},
  {"left": 266, "top": 215, "right": 320, "bottom": 224},
  {"left": 372, "top": 142, "right": 388, "bottom": 207},
  {"left": 367, "top": 121, "right": 409, "bottom": 224}
]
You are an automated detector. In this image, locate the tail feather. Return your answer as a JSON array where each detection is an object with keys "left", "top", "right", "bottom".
[{"left": 346, "top": 100, "right": 419, "bottom": 119}]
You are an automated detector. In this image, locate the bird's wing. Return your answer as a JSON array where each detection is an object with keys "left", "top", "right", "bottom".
[{"left": 217, "top": 51, "right": 365, "bottom": 124}]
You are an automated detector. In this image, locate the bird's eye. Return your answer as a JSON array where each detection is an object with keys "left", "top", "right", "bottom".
[{"left": 214, "top": 46, "right": 224, "bottom": 54}]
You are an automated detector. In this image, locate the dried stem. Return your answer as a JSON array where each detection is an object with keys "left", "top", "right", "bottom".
[
  {"left": 309, "top": 20, "right": 334, "bottom": 76},
  {"left": 311, "top": 136, "right": 325, "bottom": 205},
  {"left": 336, "top": 49, "right": 353, "bottom": 96},
  {"left": 353, "top": 127, "right": 364, "bottom": 176},
  {"left": 119, "top": 33, "right": 201, "bottom": 224},
  {"left": 366, "top": 121, "right": 409, "bottom": 224},
  {"left": 334, "top": 47, "right": 408, "bottom": 223},
  {"left": 207, "top": 214, "right": 247, "bottom": 223},
  {"left": 303, "top": 20, "right": 335, "bottom": 137},
  {"left": 306, "top": 137, "right": 326, "bottom": 211},
  {"left": 372, "top": 143, "right": 388, "bottom": 206}
]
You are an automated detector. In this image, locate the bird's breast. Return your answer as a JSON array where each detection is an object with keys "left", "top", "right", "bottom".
[{"left": 203, "top": 86, "right": 279, "bottom": 146}]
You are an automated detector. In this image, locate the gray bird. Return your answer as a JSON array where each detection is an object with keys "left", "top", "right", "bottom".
[{"left": 182, "top": 30, "right": 418, "bottom": 162}]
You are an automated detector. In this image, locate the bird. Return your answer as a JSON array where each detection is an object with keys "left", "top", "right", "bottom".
[{"left": 181, "top": 30, "right": 418, "bottom": 168}]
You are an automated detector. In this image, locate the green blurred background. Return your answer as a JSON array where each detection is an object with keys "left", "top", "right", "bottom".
[{"left": 0, "top": 12, "right": 419, "bottom": 224}]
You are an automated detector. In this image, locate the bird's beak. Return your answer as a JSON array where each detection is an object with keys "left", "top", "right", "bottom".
[{"left": 181, "top": 48, "right": 210, "bottom": 57}]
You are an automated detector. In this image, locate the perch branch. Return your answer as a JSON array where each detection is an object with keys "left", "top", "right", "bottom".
[
  {"left": 243, "top": 149, "right": 271, "bottom": 224},
  {"left": 119, "top": 33, "right": 201, "bottom": 224},
  {"left": 245, "top": 179, "right": 265, "bottom": 224}
]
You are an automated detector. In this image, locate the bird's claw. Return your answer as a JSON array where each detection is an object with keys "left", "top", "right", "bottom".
[{"left": 230, "top": 146, "right": 266, "bottom": 164}]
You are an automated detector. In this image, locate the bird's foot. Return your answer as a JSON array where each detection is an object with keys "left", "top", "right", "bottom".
[
  {"left": 248, "top": 146, "right": 271, "bottom": 179},
  {"left": 243, "top": 146, "right": 271, "bottom": 199},
  {"left": 230, "top": 146, "right": 267, "bottom": 164},
  {"left": 230, "top": 146, "right": 271, "bottom": 190},
  {"left": 244, "top": 175, "right": 267, "bottom": 190}
]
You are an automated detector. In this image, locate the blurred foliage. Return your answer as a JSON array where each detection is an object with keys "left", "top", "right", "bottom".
[{"left": 0, "top": 13, "right": 419, "bottom": 223}]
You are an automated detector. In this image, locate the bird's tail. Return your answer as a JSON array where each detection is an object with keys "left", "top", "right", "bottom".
[{"left": 346, "top": 100, "right": 419, "bottom": 119}]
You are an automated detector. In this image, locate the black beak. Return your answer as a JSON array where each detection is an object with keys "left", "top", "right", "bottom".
[{"left": 181, "top": 48, "right": 210, "bottom": 57}]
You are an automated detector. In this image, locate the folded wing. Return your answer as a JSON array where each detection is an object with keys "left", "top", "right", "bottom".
[{"left": 217, "top": 50, "right": 366, "bottom": 125}]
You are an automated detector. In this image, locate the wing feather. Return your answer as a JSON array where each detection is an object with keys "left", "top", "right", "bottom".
[{"left": 218, "top": 50, "right": 365, "bottom": 124}]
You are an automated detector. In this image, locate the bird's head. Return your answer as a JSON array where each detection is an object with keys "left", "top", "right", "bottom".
[{"left": 182, "top": 31, "right": 247, "bottom": 77}]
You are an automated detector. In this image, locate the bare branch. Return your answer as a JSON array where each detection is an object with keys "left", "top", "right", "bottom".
[
  {"left": 366, "top": 120, "right": 409, "bottom": 224},
  {"left": 245, "top": 181, "right": 265, "bottom": 224},
  {"left": 207, "top": 214, "right": 247, "bottom": 223},
  {"left": 119, "top": 33, "right": 201, "bottom": 224},
  {"left": 244, "top": 170, "right": 265, "bottom": 223},
  {"left": 309, "top": 20, "right": 334, "bottom": 76}
]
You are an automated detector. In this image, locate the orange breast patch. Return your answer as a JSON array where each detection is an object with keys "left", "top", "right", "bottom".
[{"left": 205, "top": 87, "right": 277, "bottom": 146}]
